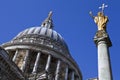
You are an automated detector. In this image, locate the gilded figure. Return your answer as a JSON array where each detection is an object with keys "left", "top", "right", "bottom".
[{"left": 89, "top": 11, "right": 108, "bottom": 31}]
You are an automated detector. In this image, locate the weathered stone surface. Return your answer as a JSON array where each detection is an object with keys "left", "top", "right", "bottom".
[
  {"left": 94, "top": 30, "right": 113, "bottom": 80},
  {"left": 94, "top": 30, "right": 112, "bottom": 47},
  {"left": 0, "top": 47, "right": 25, "bottom": 80}
]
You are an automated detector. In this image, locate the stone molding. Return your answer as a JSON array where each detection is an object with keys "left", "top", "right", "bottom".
[
  {"left": 94, "top": 30, "right": 112, "bottom": 47},
  {"left": 2, "top": 34, "right": 69, "bottom": 55}
]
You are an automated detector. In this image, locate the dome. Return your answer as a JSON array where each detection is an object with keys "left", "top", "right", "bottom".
[
  {"left": 14, "top": 26, "right": 67, "bottom": 48},
  {"left": 12, "top": 26, "right": 69, "bottom": 53},
  {"left": 1, "top": 11, "right": 82, "bottom": 80},
  {"left": 2, "top": 11, "right": 69, "bottom": 55},
  {"left": 2, "top": 26, "right": 69, "bottom": 55}
]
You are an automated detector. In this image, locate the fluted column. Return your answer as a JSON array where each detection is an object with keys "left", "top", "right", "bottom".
[
  {"left": 71, "top": 71, "right": 75, "bottom": 80},
  {"left": 65, "top": 65, "right": 68, "bottom": 80},
  {"left": 45, "top": 55, "right": 52, "bottom": 72},
  {"left": 32, "top": 52, "right": 41, "bottom": 73},
  {"left": 21, "top": 50, "right": 30, "bottom": 72},
  {"left": 12, "top": 50, "right": 18, "bottom": 62},
  {"left": 55, "top": 60, "right": 61, "bottom": 80}
]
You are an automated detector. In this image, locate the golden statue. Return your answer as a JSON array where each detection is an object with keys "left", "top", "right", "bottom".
[{"left": 90, "top": 4, "right": 108, "bottom": 31}]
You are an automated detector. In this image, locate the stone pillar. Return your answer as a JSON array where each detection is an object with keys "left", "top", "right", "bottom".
[
  {"left": 12, "top": 50, "right": 18, "bottom": 62},
  {"left": 71, "top": 71, "right": 75, "bottom": 80},
  {"left": 45, "top": 55, "right": 52, "bottom": 72},
  {"left": 94, "top": 30, "right": 112, "bottom": 80},
  {"left": 65, "top": 65, "right": 68, "bottom": 80},
  {"left": 45, "top": 55, "right": 52, "bottom": 79},
  {"left": 21, "top": 50, "right": 30, "bottom": 72},
  {"left": 32, "top": 52, "right": 41, "bottom": 73},
  {"left": 55, "top": 60, "right": 61, "bottom": 80}
]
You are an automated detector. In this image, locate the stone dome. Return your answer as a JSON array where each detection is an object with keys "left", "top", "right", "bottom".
[
  {"left": 12, "top": 26, "right": 69, "bottom": 53},
  {"left": 14, "top": 26, "right": 67, "bottom": 49},
  {"left": 1, "top": 11, "right": 82, "bottom": 80},
  {"left": 2, "top": 26, "right": 69, "bottom": 55},
  {"left": 2, "top": 11, "right": 69, "bottom": 55}
]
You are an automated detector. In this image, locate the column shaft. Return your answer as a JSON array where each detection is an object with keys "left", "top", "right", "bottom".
[
  {"left": 12, "top": 50, "right": 18, "bottom": 62},
  {"left": 65, "top": 65, "right": 68, "bottom": 80},
  {"left": 71, "top": 71, "right": 75, "bottom": 80},
  {"left": 45, "top": 55, "right": 51, "bottom": 71},
  {"left": 21, "top": 50, "right": 29, "bottom": 72},
  {"left": 98, "top": 41, "right": 112, "bottom": 80},
  {"left": 32, "top": 52, "right": 41, "bottom": 73},
  {"left": 55, "top": 60, "right": 61, "bottom": 80}
]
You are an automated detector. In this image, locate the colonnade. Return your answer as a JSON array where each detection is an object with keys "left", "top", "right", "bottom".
[{"left": 11, "top": 49, "right": 79, "bottom": 80}]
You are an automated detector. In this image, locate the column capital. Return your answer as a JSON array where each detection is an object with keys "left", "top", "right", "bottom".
[{"left": 94, "top": 30, "right": 112, "bottom": 47}]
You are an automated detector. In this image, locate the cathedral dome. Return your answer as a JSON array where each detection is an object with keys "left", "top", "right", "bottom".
[
  {"left": 2, "top": 26, "right": 69, "bottom": 55},
  {"left": 2, "top": 11, "right": 69, "bottom": 55},
  {"left": 11, "top": 26, "right": 69, "bottom": 54},
  {"left": 2, "top": 11, "right": 82, "bottom": 80},
  {"left": 15, "top": 27, "right": 64, "bottom": 43},
  {"left": 14, "top": 26, "right": 68, "bottom": 50}
]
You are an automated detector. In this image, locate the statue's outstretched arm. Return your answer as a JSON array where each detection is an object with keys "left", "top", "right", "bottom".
[{"left": 89, "top": 11, "right": 95, "bottom": 19}]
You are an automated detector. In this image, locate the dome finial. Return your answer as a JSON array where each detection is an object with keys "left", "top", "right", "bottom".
[
  {"left": 48, "top": 11, "right": 52, "bottom": 19},
  {"left": 41, "top": 11, "right": 53, "bottom": 29}
]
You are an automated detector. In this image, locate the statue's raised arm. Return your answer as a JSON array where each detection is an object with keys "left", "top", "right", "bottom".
[{"left": 89, "top": 11, "right": 94, "bottom": 19}]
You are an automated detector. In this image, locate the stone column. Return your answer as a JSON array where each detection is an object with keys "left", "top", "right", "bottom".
[
  {"left": 45, "top": 55, "right": 52, "bottom": 79},
  {"left": 94, "top": 30, "right": 112, "bottom": 80},
  {"left": 65, "top": 65, "right": 68, "bottom": 80},
  {"left": 21, "top": 50, "right": 30, "bottom": 72},
  {"left": 45, "top": 55, "right": 52, "bottom": 72},
  {"left": 71, "top": 71, "right": 75, "bottom": 80},
  {"left": 32, "top": 52, "right": 41, "bottom": 73},
  {"left": 12, "top": 50, "right": 19, "bottom": 62},
  {"left": 55, "top": 60, "right": 61, "bottom": 80}
]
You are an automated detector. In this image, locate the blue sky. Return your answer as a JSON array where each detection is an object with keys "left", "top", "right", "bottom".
[{"left": 0, "top": 0, "right": 119, "bottom": 80}]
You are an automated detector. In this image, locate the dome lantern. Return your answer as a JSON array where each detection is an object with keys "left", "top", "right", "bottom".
[{"left": 41, "top": 11, "right": 53, "bottom": 29}]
